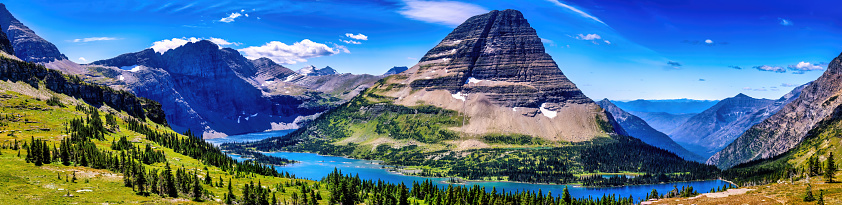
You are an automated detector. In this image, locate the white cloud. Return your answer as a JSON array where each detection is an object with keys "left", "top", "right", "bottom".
[
  {"left": 72, "top": 37, "right": 118, "bottom": 43},
  {"left": 754, "top": 65, "right": 786, "bottom": 73},
  {"left": 704, "top": 39, "right": 713, "bottom": 44},
  {"left": 545, "top": 0, "right": 606, "bottom": 26},
  {"left": 238, "top": 39, "right": 346, "bottom": 64},
  {"left": 781, "top": 83, "right": 797, "bottom": 87},
  {"left": 399, "top": 0, "right": 488, "bottom": 27},
  {"left": 788, "top": 61, "right": 825, "bottom": 74},
  {"left": 78, "top": 57, "right": 87, "bottom": 62},
  {"left": 345, "top": 33, "right": 368, "bottom": 41},
  {"left": 340, "top": 39, "right": 361, "bottom": 44},
  {"left": 603, "top": 40, "right": 611, "bottom": 45},
  {"left": 779, "top": 18, "right": 793, "bottom": 26},
  {"left": 207, "top": 37, "right": 241, "bottom": 46},
  {"left": 220, "top": 12, "right": 242, "bottom": 23},
  {"left": 150, "top": 37, "right": 239, "bottom": 54},
  {"left": 576, "top": 34, "right": 601, "bottom": 40}
]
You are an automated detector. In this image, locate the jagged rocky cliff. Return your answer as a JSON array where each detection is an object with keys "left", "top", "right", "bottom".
[
  {"left": 710, "top": 52, "right": 842, "bottom": 168},
  {"left": 298, "top": 65, "right": 337, "bottom": 76},
  {"left": 597, "top": 99, "right": 703, "bottom": 162},
  {"left": 0, "top": 3, "right": 67, "bottom": 63}
]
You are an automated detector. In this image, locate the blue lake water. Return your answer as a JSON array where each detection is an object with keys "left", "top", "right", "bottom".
[
  {"left": 206, "top": 129, "right": 295, "bottom": 145},
  {"left": 216, "top": 130, "right": 729, "bottom": 201}
]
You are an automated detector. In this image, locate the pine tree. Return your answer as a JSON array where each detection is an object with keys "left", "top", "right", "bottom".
[
  {"left": 60, "top": 139, "right": 70, "bottom": 166},
  {"left": 399, "top": 184, "right": 409, "bottom": 205},
  {"left": 192, "top": 174, "right": 202, "bottom": 201},
  {"left": 817, "top": 190, "right": 824, "bottom": 205},
  {"left": 41, "top": 140, "right": 50, "bottom": 164},
  {"left": 562, "top": 186, "right": 572, "bottom": 204},
  {"left": 136, "top": 166, "right": 147, "bottom": 194},
  {"left": 805, "top": 183, "right": 816, "bottom": 202},
  {"left": 826, "top": 152, "right": 836, "bottom": 183},
  {"left": 164, "top": 162, "right": 177, "bottom": 197},
  {"left": 227, "top": 178, "right": 235, "bottom": 203}
]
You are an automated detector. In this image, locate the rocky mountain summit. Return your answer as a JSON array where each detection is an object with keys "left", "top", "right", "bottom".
[
  {"left": 596, "top": 99, "right": 703, "bottom": 162},
  {"left": 362, "top": 9, "right": 622, "bottom": 141},
  {"left": 298, "top": 65, "right": 337, "bottom": 76},
  {"left": 710, "top": 52, "right": 842, "bottom": 168},
  {"left": 0, "top": 3, "right": 67, "bottom": 63}
]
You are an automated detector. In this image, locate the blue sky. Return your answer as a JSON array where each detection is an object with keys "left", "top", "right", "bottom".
[{"left": 4, "top": 0, "right": 842, "bottom": 100}]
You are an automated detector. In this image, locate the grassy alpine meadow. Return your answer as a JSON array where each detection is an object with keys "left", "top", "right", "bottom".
[{"left": 0, "top": 86, "right": 329, "bottom": 204}]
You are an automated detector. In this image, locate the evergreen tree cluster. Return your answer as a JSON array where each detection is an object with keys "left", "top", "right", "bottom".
[
  {"left": 325, "top": 168, "right": 637, "bottom": 205},
  {"left": 124, "top": 117, "right": 285, "bottom": 177}
]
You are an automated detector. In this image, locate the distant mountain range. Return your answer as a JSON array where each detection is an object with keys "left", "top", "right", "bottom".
[
  {"left": 670, "top": 89, "right": 804, "bottom": 159},
  {"left": 597, "top": 99, "right": 704, "bottom": 162},
  {"left": 627, "top": 111, "right": 695, "bottom": 134},
  {"left": 711, "top": 52, "right": 842, "bottom": 168},
  {"left": 612, "top": 99, "right": 719, "bottom": 114}
]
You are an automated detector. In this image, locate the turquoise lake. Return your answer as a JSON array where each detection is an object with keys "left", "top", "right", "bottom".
[{"left": 208, "top": 130, "right": 730, "bottom": 201}]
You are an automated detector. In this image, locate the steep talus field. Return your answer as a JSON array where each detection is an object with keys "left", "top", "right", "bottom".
[
  {"left": 710, "top": 52, "right": 842, "bottom": 168},
  {"left": 596, "top": 99, "right": 704, "bottom": 162},
  {"left": 234, "top": 9, "right": 719, "bottom": 186}
]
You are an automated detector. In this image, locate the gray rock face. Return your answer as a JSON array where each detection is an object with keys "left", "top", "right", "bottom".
[
  {"left": 0, "top": 3, "right": 67, "bottom": 63},
  {"left": 669, "top": 93, "right": 776, "bottom": 158},
  {"left": 409, "top": 9, "right": 591, "bottom": 108},
  {"left": 251, "top": 57, "right": 296, "bottom": 82},
  {"left": 709, "top": 52, "right": 842, "bottom": 168},
  {"left": 597, "top": 99, "right": 704, "bottom": 162},
  {"left": 298, "top": 65, "right": 337, "bottom": 76},
  {"left": 0, "top": 25, "right": 12, "bottom": 55},
  {"left": 383, "top": 66, "right": 408, "bottom": 76}
]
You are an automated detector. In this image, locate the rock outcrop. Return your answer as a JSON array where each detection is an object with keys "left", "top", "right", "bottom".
[
  {"left": 710, "top": 52, "right": 842, "bottom": 168},
  {"left": 0, "top": 25, "right": 12, "bottom": 55},
  {"left": 0, "top": 55, "right": 165, "bottom": 124},
  {"left": 597, "top": 99, "right": 704, "bottom": 162},
  {"left": 0, "top": 3, "right": 67, "bottom": 63}
]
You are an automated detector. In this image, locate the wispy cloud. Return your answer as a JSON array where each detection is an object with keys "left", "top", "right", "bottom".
[
  {"left": 345, "top": 33, "right": 368, "bottom": 41},
  {"left": 667, "top": 61, "right": 682, "bottom": 67},
  {"left": 398, "top": 0, "right": 488, "bottom": 27},
  {"left": 754, "top": 65, "right": 786, "bottom": 73},
  {"left": 71, "top": 37, "right": 119, "bottom": 43},
  {"left": 545, "top": 0, "right": 606, "bottom": 26},
  {"left": 238, "top": 39, "right": 347, "bottom": 64},
  {"left": 573, "top": 34, "right": 610, "bottom": 45},
  {"left": 698, "top": 79, "right": 705, "bottom": 81},
  {"left": 340, "top": 39, "right": 361, "bottom": 44},
  {"left": 779, "top": 18, "right": 793, "bottom": 26},
  {"left": 150, "top": 37, "right": 240, "bottom": 54},
  {"left": 220, "top": 12, "right": 243, "bottom": 23},
  {"left": 540, "top": 38, "right": 556, "bottom": 46},
  {"left": 728, "top": 66, "right": 743, "bottom": 70},
  {"left": 742, "top": 87, "right": 768, "bottom": 91},
  {"left": 781, "top": 83, "right": 798, "bottom": 87},
  {"left": 78, "top": 57, "right": 87, "bottom": 62}
]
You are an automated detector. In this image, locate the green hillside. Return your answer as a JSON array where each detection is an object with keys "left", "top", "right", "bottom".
[{"left": 233, "top": 83, "right": 720, "bottom": 186}]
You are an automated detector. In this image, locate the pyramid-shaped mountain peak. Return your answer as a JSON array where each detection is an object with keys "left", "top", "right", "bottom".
[{"left": 371, "top": 9, "right": 619, "bottom": 141}]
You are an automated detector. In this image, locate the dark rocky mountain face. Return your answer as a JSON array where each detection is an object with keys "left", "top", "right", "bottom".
[
  {"left": 597, "top": 99, "right": 704, "bottom": 162},
  {"left": 410, "top": 9, "right": 591, "bottom": 108},
  {"left": 669, "top": 94, "right": 776, "bottom": 158},
  {"left": 0, "top": 3, "right": 67, "bottom": 63},
  {"left": 0, "top": 25, "right": 12, "bottom": 55},
  {"left": 251, "top": 57, "right": 296, "bottom": 82},
  {"left": 710, "top": 52, "right": 842, "bottom": 168},
  {"left": 627, "top": 111, "right": 695, "bottom": 134},
  {"left": 383, "top": 66, "right": 408, "bottom": 76}
]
